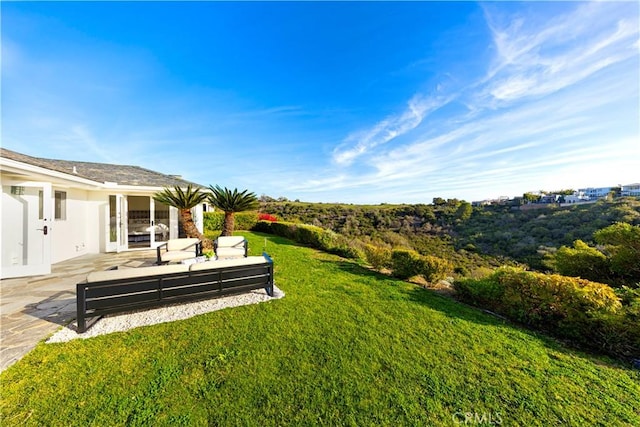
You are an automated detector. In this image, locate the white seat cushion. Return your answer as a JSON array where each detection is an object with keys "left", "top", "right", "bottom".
[
  {"left": 216, "top": 248, "right": 246, "bottom": 259},
  {"left": 161, "top": 250, "right": 198, "bottom": 263},
  {"left": 189, "top": 256, "right": 268, "bottom": 272},
  {"left": 216, "top": 236, "right": 246, "bottom": 247},
  {"left": 166, "top": 238, "right": 199, "bottom": 251},
  {"left": 87, "top": 264, "right": 189, "bottom": 283}
]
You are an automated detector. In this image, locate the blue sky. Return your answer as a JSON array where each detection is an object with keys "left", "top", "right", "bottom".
[{"left": 2, "top": 1, "right": 639, "bottom": 203}]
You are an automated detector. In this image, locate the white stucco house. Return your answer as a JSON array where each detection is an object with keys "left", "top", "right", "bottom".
[
  {"left": 1, "top": 148, "right": 207, "bottom": 279},
  {"left": 621, "top": 183, "right": 640, "bottom": 197}
]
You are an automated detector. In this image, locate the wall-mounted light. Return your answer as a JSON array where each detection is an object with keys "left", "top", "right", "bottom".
[{"left": 11, "top": 186, "right": 25, "bottom": 195}]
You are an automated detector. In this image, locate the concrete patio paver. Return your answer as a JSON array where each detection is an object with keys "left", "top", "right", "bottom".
[{"left": 0, "top": 250, "right": 157, "bottom": 372}]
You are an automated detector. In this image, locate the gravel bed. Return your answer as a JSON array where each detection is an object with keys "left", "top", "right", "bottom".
[{"left": 47, "top": 285, "right": 284, "bottom": 343}]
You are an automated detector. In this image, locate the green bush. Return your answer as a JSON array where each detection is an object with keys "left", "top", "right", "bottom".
[
  {"left": 204, "top": 212, "right": 258, "bottom": 232},
  {"left": 203, "top": 212, "right": 223, "bottom": 231},
  {"left": 419, "top": 254, "right": 454, "bottom": 283},
  {"left": 391, "top": 249, "right": 452, "bottom": 282},
  {"left": 546, "top": 239, "right": 610, "bottom": 283},
  {"left": 362, "top": 244, "right": 392, "bottom": 270},
  {"left": 454, "top": 267, "right": 639, "bottom": 358},
  {"left": 391, "top": 250, "right": 423, "bottom": 279},
  {"left": 595, "top": 222, "right": 640, "bottom": 285},
  {"left": 454, "top": 277, "right": 505, "bottom": 306}
]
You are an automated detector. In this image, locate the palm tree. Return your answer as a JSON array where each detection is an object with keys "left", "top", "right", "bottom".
[
  {"left": 153, "top": 184, "right": 212, "bottom": 249},
  {"left": 207, "top": 185, "right": 259, "bottom": 236}
]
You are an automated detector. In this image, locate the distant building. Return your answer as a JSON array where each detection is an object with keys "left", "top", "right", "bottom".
[
  {"left": 564, "top": 190, "right": 590, "bottom": 204},
  {"left": 472, "top": 196, "right": 510, "bottom": 206},
  {"left": 578, "top": 187, "right": 613, "bottom": 200},
  {"left": 621, "top": 183, "right": 640, "bottom": 197},
  {"left": 540, "top": 194, "right": 561, "bottom": 204}
]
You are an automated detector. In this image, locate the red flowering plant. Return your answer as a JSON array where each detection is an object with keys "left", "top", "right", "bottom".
[{"left": 258, "top": 213, "right": 278, "bottom": 222}]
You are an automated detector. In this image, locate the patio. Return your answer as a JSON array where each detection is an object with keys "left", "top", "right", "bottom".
[{"left": 0, "top": 250, "right": 157, "bottom": 372}]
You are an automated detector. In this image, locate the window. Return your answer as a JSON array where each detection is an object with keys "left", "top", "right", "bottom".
[
  {"left": 109, "top": 195, "right": 117, "bottom": 242},
  {"left": 39, "top": 190, "right": 44, "bottom": 219},
  {"left": 55, "top": 191, "right": 67, "bottom": 220}
]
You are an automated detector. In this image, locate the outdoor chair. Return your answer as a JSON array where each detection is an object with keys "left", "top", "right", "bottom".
[
  {"left": 156, "top": 238, "right": 202, "bottom": 264},
  {"left": 214, "top": 236, "right": 248, "bottom": 259}
]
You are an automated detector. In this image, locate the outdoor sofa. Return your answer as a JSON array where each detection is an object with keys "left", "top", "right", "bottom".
[{"left": 76, "top": 254, "right": 274, "bottom": 333}]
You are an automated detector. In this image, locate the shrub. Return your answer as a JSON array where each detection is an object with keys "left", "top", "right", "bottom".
[
  {"left": 419, "top": 255, "right": 454, "bottom": 283},
  {"left": 492, "top": 267, "right": 620, "bottom": 324},
  {"left": 258, "top": 213, "right": 278, "bottom": 222},
  {"left": 547, "top": 240, "right": 610, "bottom": 283},
  {"left": 454, "top": 277, "right": 505, "bottom": 307},
  {"left": 454, "top": 267, "right": 639, "bottom": 358},
  {"left": 362, "top": 244, "right": 392, "bottom": 270},
  {"left": 595, "top": 223, "right": 640, "bottom": 285},
  {"left": 203, "top": 212, "right": 223, "bottom": 231},
  {"left": 391, "top": 250, "right": 423, "bottom": 279},
  {"left": 204, "top": 212, "right": 257, "bottom": 232},
  {"left": 390, "top": 249, "right": 453, "bottom": 282}
]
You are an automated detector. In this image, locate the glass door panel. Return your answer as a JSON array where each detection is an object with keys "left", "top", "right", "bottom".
[
  {"left": 153, "top": 200, "right": 170, "bottom": 244},
  {"left": 127, "top": 196, "right": 151, "bottom": 248}
]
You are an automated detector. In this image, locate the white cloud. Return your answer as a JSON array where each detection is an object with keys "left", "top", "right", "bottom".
[
  {"left": 483, "top": 2, "right": 639, "bottom": 104},
  {"left": 331, "top": 93, "right": 453, "bottom": 165},
  {"left": 303, "top": 1, "right": 639, "bottom": 202}
]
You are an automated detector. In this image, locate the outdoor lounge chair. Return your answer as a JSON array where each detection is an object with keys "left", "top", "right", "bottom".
[
  {"left": 156, "top": 238, "right": 202, "bottom": 264},
  {"left": 214, "top": 236, "right": 248, "bottom": 259}
]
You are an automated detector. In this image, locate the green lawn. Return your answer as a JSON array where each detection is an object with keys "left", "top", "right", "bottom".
[{"left": 2, "top": 232, "right": 639, "bottom": 426}]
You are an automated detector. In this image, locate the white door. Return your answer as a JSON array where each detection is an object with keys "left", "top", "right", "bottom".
[{"left": 1, "top": 181, "right": 52, "bottom": 278}]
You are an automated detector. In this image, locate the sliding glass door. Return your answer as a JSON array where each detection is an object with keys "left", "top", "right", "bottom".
[{"left": 107, "top": 194, "right": 174, "bottom": 252}]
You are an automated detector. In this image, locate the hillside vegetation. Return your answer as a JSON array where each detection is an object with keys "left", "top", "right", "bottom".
[{"left": 259, "top": 197, "right": 640, "bottom": 272}]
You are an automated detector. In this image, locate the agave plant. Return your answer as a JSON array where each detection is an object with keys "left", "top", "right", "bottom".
[
  {"left": 207, "top": 185, "right": 259, "bottom": 236},
  {"left": 153, "top": 184, "right": 212, "bottom": 249}
]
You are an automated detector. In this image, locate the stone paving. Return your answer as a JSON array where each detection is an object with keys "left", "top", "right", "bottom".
[{"left": 0, "top": 250, "right": 157, "bottom": 372}]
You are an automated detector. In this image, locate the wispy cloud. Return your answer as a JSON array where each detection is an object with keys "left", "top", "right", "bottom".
[
  {"left": 306, "top": 1, "right": 639, "bottom": 202},
  {"left": 482, "top": 2, "right": 639, "bottom": 103},
  {"left": 331, "top": 93, "right": 453, "bottom": 165}
]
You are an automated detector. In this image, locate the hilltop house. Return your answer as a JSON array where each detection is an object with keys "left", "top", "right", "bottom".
[
  {"left": 578, "top": 186, "right": 613, "bottom": 200},
  {"left": 1, "top": 148, "right": 207, "bottom": 279},
  {"left": 621, "top": 183, "right": 640, "bottom": 197}
]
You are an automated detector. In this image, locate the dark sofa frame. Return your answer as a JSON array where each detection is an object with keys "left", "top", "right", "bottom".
[{"left": 76, "top": 253, "right": 274, "bottom": 333}]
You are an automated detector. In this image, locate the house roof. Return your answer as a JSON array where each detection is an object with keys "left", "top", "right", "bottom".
[{"left": 0, "top": 148, "right": 204, "bottom": 188}]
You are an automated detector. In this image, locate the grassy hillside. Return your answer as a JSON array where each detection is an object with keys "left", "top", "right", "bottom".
[{"left": 2, "top": 232, "right": 639, "bottom": 425}]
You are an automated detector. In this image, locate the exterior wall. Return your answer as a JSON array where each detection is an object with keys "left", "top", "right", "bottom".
[
  {"left": 86, "top": 192, "right": 107, "bottom": 254},
  {"left": 50, "top": 187, "right": 92, "bottom": 263}
]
